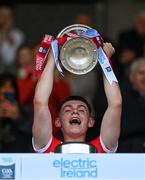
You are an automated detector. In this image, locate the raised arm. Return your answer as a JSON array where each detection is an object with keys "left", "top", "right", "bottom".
[
  {"left": 32, "top": 49, "right": 55, "bottom": 149},
  {"left": 100, "top": 43, "right": 122, "bottom": 151}
]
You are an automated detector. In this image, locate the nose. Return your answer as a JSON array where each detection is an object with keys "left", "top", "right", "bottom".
[{"left": 72, "top": 108, "right": 78, "bottom": 114}]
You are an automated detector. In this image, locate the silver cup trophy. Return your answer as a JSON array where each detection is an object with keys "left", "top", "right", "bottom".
[{"left": 57, "top": 24, "right": 98, "bottom": 75}]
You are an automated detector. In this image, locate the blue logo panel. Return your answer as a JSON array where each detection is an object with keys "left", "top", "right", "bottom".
[{"left": 0, "top": 164, "right": 15, "bottom": 179}]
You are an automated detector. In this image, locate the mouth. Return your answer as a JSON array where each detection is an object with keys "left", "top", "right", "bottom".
[{"left": 69, "top": 118, "right": 81, "bottom": 125}]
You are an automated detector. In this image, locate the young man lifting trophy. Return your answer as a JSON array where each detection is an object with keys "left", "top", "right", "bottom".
[{"left": 33, "top": 24, "right": 122, "bottom": 153}]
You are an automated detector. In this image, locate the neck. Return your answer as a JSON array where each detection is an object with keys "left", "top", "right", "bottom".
[{"left": 63, "top": 134, "right": 86, "bottom": 143}]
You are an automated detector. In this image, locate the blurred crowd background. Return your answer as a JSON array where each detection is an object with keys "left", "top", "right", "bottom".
[{"left": 0, "top": 0, "right": 145, "bottom": 153}]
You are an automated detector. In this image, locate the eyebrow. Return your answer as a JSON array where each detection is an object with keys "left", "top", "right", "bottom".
[
  {"left": 77, "top": 105, "right": 88, "bottom": 110},
  {"left": 62, "top": 105, "right": 72, "bottom": 111},
  {"left": 62, "top": 104, "right": 88, "bottom": 111}
]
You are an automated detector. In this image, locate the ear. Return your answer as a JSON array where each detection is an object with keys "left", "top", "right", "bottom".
[
  {"left": 88, "top": 117, "right": 95, "bottom": 128},
  {"left": 55, "top": 118, "right": 62, "bottom": 128}
]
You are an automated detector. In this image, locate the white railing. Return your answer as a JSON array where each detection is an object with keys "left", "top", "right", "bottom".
[{"left": 0, "top": 154, "right": 145, "bottom": 180}]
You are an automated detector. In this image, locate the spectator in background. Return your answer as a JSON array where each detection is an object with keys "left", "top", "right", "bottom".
[
  {"left": 0, "top": 73, "right": 33, "bottom": 152},
  {"left": 16, "top": 44, "right": 36, "bottom": 105},
  {"left": 74, "top": 13, "right": 94, "bottom": 27},
  {"left": 117, "top": 10, "right": 145, "bottom": 81},
  {"left": 0, "top": 5, "right": 25, "bottom": 74},
  {"left": 118, "top": 58, "right": 145, "bottom": 153}
]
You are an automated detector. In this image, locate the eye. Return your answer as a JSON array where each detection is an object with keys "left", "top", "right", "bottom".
[
  {"left": 79, "top": 108, "right": 86, "bottom": 113},
  {"left": 64, "top": 108, "right": 71, "bottom": 113}
]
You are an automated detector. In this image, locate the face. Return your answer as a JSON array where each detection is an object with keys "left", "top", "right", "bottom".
[
  {"left": 0, "top": 7, "right": 13, "bottom": 30},
  {"left": 75, "top": 15, "right": 93, "bottom": 27},
  {"left": 135, "top": 13, "right": 145, "bottom": 35},
  {"left": 18, "top": 47, "right": 33, "bottom": 66},
  {"left": 130, "top": 64, "right": 145, "bottom": 94},
  {"left": 55, "top": 100, "right": 94, "bottom": 139},
  {"left": 0, "top": 81, "right": 15, "bottom": 102}
]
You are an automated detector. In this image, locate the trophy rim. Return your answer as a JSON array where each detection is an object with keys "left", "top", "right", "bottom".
[
  {"left": 57, "top": 24, "right": 92, "bottom": 37},
  {"left": 54, "top": 142, "right": 97, "bottom": 153},
  {"left": 60, "top": 37, "right": 98, "bottom": 75}
]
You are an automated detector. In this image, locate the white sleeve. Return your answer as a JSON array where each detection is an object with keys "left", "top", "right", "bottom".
[
  {"left": 100, "top": 136, "right": 118, "bottom": 153},
  {"left": 32, "top": 136, "right": 52, "bottom": 153}
]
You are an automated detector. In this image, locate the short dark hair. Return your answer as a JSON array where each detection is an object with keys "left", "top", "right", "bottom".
[
  {"left": 0, "top": 73, "right": 19, "bottom": 101},
  {"left": 57, "top": 95, "right": 91, "bottom": 115}
]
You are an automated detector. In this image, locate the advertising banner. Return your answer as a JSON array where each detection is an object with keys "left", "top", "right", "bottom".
[{"left": 0, "top": 154, "right": 144, "bottom": 180}]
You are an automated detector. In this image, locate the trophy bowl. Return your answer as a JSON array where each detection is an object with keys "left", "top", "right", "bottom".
[
  {"left": 57, "top": 24, "right": 98, "bottom": 75},
  {"left": 54, "top": 142, "right": 97, "bottom": 153}
]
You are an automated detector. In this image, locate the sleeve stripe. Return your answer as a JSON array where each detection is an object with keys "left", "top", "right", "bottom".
[
  {"left": 32, "top": 136, "right": 52, "bottom": 153},
  {"left": 100, "top": 136, "right": 118, "bottom": 153}
]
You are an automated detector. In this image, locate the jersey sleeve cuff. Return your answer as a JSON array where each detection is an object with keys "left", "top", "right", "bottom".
[
  {"left": 32, "top": 136, "right": 52, "bottom": 153},
  {"left": 100, "top": 136, "right": 118, "bottom": 153}
]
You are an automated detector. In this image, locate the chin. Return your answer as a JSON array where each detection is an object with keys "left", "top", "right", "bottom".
[{"left": 70, "top": 129, "right": 86, "bottom": 137}]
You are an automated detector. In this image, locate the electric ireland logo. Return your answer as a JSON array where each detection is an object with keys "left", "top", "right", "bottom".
[{"left": 53, "top": 158, "right": 97, "bottom": 178}]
